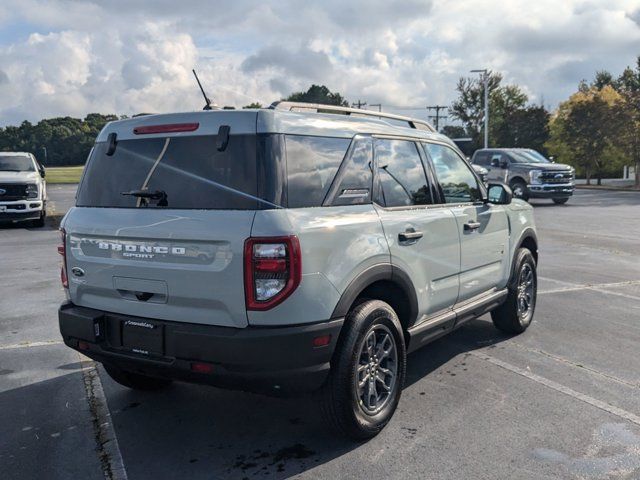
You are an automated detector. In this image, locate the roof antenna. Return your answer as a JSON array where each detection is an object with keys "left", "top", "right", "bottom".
[{"left": 192, "top": 69, "right": 214, "bottom": 110}]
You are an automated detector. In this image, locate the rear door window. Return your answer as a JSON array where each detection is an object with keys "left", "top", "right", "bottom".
[
  {"left": 76, "top": 135, "right": 258, "bottom": 209},
  {"left": 285, "top": 135, "right": 350, "bottom": 208},
  {"left": 374, "top": 139, "right": 432, "bottom": 207}
]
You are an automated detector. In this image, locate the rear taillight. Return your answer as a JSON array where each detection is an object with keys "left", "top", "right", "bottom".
[
  {"left": 58, "top": 228, "right": 68, "bottom": 289},
  {"left": 244, "top": 236, "right": 301, "bottom": 311}
]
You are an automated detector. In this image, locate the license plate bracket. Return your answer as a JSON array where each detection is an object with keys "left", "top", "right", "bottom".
[{"left": 121, "top": 319, "right": 164, "bottom": 356}]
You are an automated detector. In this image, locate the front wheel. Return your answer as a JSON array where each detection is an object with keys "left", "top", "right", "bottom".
[
  {"left": 553, "top": 198, "right": 569, "bottom": 205},
  {"left": 510, "top": 180, "right": 529, "bottom": 201},
  {"left": 491, "top": 248, "right": 537, "bottom": 334},
  {"left": 320, "top": 300, "right": 406, "bottom": 439}
]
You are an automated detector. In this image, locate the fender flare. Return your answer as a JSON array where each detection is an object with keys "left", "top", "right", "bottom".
[
  {"left": 510, "top": 227, "right": 538, "bottom": 280},
  {"left": 330, "top": 263, "right": 419, "bottom": 326}
]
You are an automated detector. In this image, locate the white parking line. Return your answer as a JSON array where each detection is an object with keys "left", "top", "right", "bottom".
[
  {"left": 79, "top": 357, "right": 128, "bottom": 480},
  {"left": 471, "top": 350, "right": 640, "bottom": 426},
  {"left": 538, "top": 279, "right": 640, "bottom": 298},
  {"left": 0, "top": 340, "right": 63, "bottom": 350}
]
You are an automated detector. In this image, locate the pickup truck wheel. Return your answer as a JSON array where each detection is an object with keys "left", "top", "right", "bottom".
[
  {"left": 31, "top": 210, "right": 46, "bottom": 228},
  {"left": 553, "top": 198, "right": 569, "bottom": 205},
  {"left": 320, "top": 299, "right": 406, "bottom": 440},
  {"left": 491, "top": 248, "right": 537, "bottom": 334},
  {"left": 103, "top": 363, "right": 172, "bottom": 391},
  {"left": 510, "top": 180, "right": 529, "bottom": 201}
]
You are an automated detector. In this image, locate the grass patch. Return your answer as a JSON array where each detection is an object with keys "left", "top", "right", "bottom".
[{"left": 46, "top": 165, "right": 84, "bottom": 184}]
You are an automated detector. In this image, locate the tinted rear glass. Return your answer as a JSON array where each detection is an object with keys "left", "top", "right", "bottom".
[
  {"left": 285, "top": 135, "right": 350, "bottom": 208},
  {"left": 77, "top": 134, "right": 258, "bottom": 209}
]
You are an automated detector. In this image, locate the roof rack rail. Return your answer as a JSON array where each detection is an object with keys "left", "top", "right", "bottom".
[{"left": 269, "top": 101, "right": 436, "bottom": 132}]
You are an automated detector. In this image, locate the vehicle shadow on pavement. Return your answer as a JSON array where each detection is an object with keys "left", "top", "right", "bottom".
[
  {"left": 100, "top": 317, "right": 509, "bottom": 480},
  {"left": 0, "top": 370, "right": 104, "bottom": 480}
]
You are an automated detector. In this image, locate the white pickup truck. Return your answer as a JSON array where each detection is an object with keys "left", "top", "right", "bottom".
[{"left": 0, "top": 152, "right": 47, "bottom": 227}]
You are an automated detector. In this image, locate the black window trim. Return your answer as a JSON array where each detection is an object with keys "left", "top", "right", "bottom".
[
  {"left": 370, "top": 135, "right": 440, "bottom": 211},
  {"left": 420, "top": 140, "right": 487, "bottom": 208},
  {"left": 322, "top": 134, "right": 374, "bottom": 207}
]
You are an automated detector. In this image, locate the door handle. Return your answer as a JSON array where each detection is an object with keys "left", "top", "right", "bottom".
[
  {"left": 464, "top": 221, "right": 481, "bottom": 232},
  {"left": 399, "top": 230, "right": 423, "bottom": 243}
]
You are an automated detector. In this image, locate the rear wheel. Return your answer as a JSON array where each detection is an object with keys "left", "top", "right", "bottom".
[
  {"left": 320, "top": 300, "right": 406, "bottom": 439},
  {"left": 491, "top": 248, "right": 537, "bottom": 334},
  {"left": 103, "top": 363, "right": 172, "bottom": 391},
  {"left": 553, "top": 198, "right": 569, "bottom": 205},
  {"left": 510, "top": 180, "right": 529, "bottom": 201}
]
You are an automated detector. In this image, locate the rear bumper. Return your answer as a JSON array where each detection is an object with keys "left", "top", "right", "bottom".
[
  {"left": 527, "top": 183, "right": 574, "bottom": 198},
  {"left": 58, "top": 302, "right": 343, "bottom": 395}
]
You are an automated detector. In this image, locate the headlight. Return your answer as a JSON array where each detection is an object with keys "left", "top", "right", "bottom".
[
  {"left": 529, "top": 170, "right": 542, "bottom": 185},
  {"left": 26, "top": 184, "right": 39, "bottom": 199}
]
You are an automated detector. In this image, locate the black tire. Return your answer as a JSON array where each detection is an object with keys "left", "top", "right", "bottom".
[
  {"left": 103, "top": 363, "right": 172, "bottom": 391},
  {"left": 31, "top": 210, "right": 45, "bottom": 228},
  {"left": 491, "top": 248, "right": 537, "bottom": 334},
  {"left": 552, "top": 198, "right": 569, "bottom": 205},
  {"left": 510, "top": 180, "right": 529, "bottom": 201},
  {"left": 320, "top": 299, "right": 406, "bottom": 440}
]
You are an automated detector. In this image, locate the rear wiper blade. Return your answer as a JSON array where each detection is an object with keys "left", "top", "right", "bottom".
[{"left": 121, "top": 189, "right": 168, "bottom": 207}]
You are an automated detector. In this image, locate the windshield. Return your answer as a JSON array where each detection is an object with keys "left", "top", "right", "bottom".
[
  {"left": 0, "top": 155, "right": 35, "bottom": 172},
  {"left": 76, "top": 134, "right": 260, "bottom": 210},
  {"left": 509, "top": 150, "right": 550, "bottom": 164}
]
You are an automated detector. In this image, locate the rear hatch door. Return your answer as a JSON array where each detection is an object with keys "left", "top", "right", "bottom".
[{"left": 64, "top": 112, "right": 261, "bottom": 328}]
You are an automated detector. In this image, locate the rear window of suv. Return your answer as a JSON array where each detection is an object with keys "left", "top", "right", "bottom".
[{"left": 77, "top": 134, "right": 258, "bottom": 210}]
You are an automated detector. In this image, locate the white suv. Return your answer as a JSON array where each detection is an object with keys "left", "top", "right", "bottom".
[{"left": 0, "top": 152, "right": 47, "bottom": 227}]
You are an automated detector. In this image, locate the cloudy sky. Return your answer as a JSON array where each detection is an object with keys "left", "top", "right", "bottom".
[{"left": 0, "top": 0, "right": 639, "bottom": 127}]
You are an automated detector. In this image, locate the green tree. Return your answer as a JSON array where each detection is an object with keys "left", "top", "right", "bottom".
[
  {"left": 243, "top": 102, "right": 263, "bottom": 109},
  {"left": 440, "top": 125, "right": 467, "bottom": 138},
  {"left": 0, "top": 113, "right": 117, "bottom": 166},
  {"left": 449, "top": 73, "right": 548, "bottom": 152},
  {"left": 285, "top": 84, "right": 349, "bottom": 106},
  {"left": 547, "top": 85, "right": 626, "bottom": 184}
]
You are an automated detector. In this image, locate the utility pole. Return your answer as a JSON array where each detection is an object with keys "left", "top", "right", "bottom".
[
  {"left": 369, "top": 103, "right": 382, "bottom": 112},
  {"left": 471, "top": 69, "right": 490, "bottom": 148},
  {"left": 426, "top": 105, "right": 448, "bottom": 131},
  {"left": 42, "top": 146, "right": 48, "bottom": 165},
  {"left": 352, "top": 100, "right": 367, "bottom": 109}
]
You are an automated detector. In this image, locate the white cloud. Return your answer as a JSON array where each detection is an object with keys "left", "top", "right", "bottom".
[{"left": 0, "top": 0, "right": 638, "bottom": 126}]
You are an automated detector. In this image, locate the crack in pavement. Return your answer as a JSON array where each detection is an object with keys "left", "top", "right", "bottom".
[{"left": 79, "top": 355, "right": 128, "bottom": 480}]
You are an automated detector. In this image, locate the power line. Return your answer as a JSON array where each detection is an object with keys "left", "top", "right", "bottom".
[
  {"left": 351, "top": 100, "right": 367, "bottom": 109},
  {"left": 426, "top": 105, "right": 448, "bottom": 131}
]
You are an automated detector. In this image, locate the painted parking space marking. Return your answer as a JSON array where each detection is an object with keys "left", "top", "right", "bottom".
[{"left": 471, "top": 350, "right": 640, "bottom": 427}]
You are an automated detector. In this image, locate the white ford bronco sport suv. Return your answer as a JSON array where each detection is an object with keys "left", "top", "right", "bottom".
[
  {"left": 0, "top": 152, "right": 47, "bottom": 227},
  {"left": 58, "top": 103, "right": 538, "bottom": 439}
]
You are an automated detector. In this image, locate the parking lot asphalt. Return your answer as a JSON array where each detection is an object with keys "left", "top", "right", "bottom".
[{"left": 2, "top": 189, "right": 640, "bottom": 479}]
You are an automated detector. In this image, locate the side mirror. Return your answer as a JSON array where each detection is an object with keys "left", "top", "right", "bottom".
[
  {"left": 549, "top": 156, "right": 555, "bottom": 163},
  {"left": 500, "top": 160, "right": 508, "bottom": 169},
  {"left": 491, "top": 158, "right": 500, "bottom": 168},
  {"left": 486, "top": 182, "right": 512, "bottom": 205},
  {"left": 39, "top": 166, "right": 46, "bottom": 178}
]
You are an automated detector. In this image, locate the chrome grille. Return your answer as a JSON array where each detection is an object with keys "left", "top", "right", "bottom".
[{"left": 540, "top": 171, "right": 573, "bottom": 184}]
